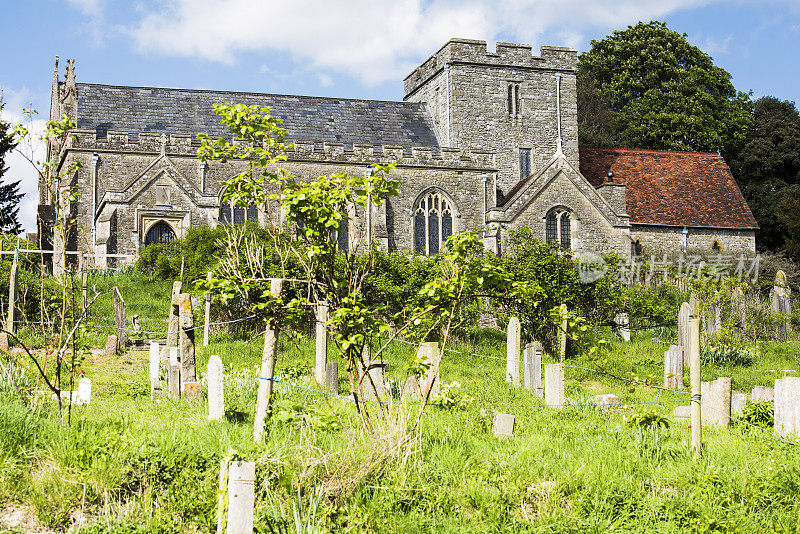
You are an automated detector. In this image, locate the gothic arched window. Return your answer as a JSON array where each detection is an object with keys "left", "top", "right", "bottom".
[
  {"left": 545, "top": 208, "right": 572, "bottom": 249},
  {"left": 414, "top": 190, "right": 454, "bottom": 255},
  {"left": 219, "top": 199, "right": 259, "bottom": 224},
  {"left": 144, "top": 221, "right": 176, "bottom": 246}
]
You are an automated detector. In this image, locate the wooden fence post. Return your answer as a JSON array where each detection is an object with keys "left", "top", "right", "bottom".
[
  {"left": 315, "top": 301, "right": 328, "bottom": 382},
  {"left": 690, "top": 306, "right": 702, "bottom": 459},
  {"left": 253, "top": 278, "right": 283, "bottom": 443},
  {"left": 204, "top": 271, "right": 211, "bottom": 347},
  {"left": 112, "top": 286, "right": 126, "bottom": 351},
  {"left": 6, "top": 248, "right": 18, "bottom": 335}
]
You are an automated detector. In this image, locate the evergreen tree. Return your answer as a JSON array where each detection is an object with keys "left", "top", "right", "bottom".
[
  {"left": 0, "top": 115, "right": 22, "bottom": 234},
  {"left": 578, "top": 21, "right": 753, "bottom": 155}
]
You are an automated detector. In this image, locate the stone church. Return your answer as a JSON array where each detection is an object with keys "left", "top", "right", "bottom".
[{"left": 41, "top": 38, "right": 757, "bottom": 269}]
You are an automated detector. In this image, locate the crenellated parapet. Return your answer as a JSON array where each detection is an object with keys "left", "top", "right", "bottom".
[
  {"left": 404, "top": 38, "right": 577, "bottom": 97},
  {"left": 64, "top": 129, "right": 495, "bottom": 170}
]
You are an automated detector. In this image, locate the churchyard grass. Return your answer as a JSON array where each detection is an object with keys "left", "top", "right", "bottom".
[{"left": 1, "top": 278, "right": 799, "bottom": 532}]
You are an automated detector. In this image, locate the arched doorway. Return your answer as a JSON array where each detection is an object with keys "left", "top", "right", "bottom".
[{"left": 144, "top": 221, "right": 176, "bottom": 245}]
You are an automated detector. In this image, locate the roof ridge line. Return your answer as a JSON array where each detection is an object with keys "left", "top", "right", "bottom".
[{"left": 580, "top": 146, "right": 723, "bottom": 158}]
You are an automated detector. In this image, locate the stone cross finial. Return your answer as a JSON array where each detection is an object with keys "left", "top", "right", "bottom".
[
  {"left": 160, "top": 133, "right": 167, "bottom": 155},
  {"left": 65, "top": 59, "right": 75, "bottom": 86}
]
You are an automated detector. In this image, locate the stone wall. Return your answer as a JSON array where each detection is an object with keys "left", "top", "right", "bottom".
[{"left": 630, "top": 225, "right": 756, "bottom": 254}]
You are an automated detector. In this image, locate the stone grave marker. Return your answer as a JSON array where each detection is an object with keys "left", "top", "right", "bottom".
[
  {"left": 701, "top": 377, "right": 732, "bottom": 428},
  {"left": 673, "top": 405, "right": 691, "bottom": 421},
  {"left": 664, "top": 344, "right": 682, "bottom": 389},
  {"left": 614, "top": 313, "right": 630, "bottom": 342},
  {"left": 492, "top": 412, "right": 515, "bottom": 438},
  {"left": 161, "top": 281, "right": 182, "bottom": 366},
  {"left": 523, "top": 341, "right": 543, "bottom": 397},
  {"left": 751, "top": 385, "right": 775, "bottom": 402},
  {"left": 775, "top": 377, "right": 800, "bottom": 438},
  {"left": 506, "top": 317, "right": 521, "bottom": 385},
  {"left": 731, "top": 393, "right": 746, "bottom": 416},
  {"left": 207, "top": 354, "right": 224, "bottom": 421},
  {"left": 770, "top": 270, "right": 792, "bottom": 341},
  {"left": 178, "top": 293, "right": 196, "bottom": 384},
  {"left": 418, "top": 342, "right": 440, "bottom": 401},
  {"left": 401, "top": 376, "right": 419, "bottom": 400},
  {"left": 168, "top": 347, "right": 180, "bottom": 397},
  {"left": 149, "top": 341, "right": 160, "bottom": 394},
  {"left": 544, "top": 363, "right": 564, "bottom": 409},
  {"left": 731, "top": 288, "right": 746, "bottom": 331},
  {"left": 594, "top": 394, "right": 620, "bottom": 409},
  {"left": 705, "top": 302, "right": 721, "bottom": 338},
  {"left": 78, "top": 377, "right": 91, "bottom": 404},
  {"left": 227, "top": 461, "right": 255, "bottom": 534},
  {"left": 105, "top": 335, "right": 118, "bottom": 356},
  {"left": 325, "top": 362, "right": 339, "bottom": 396}
]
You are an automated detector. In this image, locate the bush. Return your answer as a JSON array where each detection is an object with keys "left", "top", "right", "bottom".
[
  {"left": 701, "top": 343, "right": 756, "bottom": 366},
  {"left": 741, "top": 401, "right": 774, "bottom": 428}
]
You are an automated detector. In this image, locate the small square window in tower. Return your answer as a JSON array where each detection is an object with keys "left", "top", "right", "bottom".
[{"left": 519, "top": 148, "right": 531, "bottom": 179}]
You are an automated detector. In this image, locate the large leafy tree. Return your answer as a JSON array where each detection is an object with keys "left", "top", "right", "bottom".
[
  {"left": 578, "top": 21, "right": 753, "bottom": 154},
  {"left": 727, "top": 96, "right": 800, "bottom": 253},
  {"left": 0, "top": 112, "right": 22, "bottom": 234}
]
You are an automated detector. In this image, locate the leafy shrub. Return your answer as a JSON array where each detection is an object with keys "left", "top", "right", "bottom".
[
  {"left": 741, "top": 401, "right": 774, "bottom": 428},
  {"left": 701, "top": 343, "right": 756, "bottom": 366}
]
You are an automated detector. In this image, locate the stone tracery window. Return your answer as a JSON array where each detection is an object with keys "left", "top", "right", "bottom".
[
  {"left": 144, "top": 221, "right": 176, "bottom": 246},
  {"left": 219, "top": 199, "right": 259, "bottom": 225},
  {"left": 414, "top": 189, "right": 454, "bottom": 255},
  {"left": 545, "top": 208, "right": 572, "bottom": 249}
]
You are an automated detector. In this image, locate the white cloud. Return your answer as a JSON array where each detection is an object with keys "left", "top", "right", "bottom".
[
  {"left": 64, "top": 0, "right": 108, "bottom": 45},
  {"left": 126, "top": 0, "right": 716, "bottom": 85},
  {"left": 1, "top": 87, "right": 48, "bottom": 234},
  {"left": 698, "top": 34, "right": 734, "bottom": 56}
]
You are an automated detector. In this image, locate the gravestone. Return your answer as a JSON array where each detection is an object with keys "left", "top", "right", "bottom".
[
  {"left": 401, "top": 376, "right": 419, "bottom": 399},
  {"left": 770, "top": 270, "right": 792, "bottom": 341},
  {"left": 417, "top": 342, "right": 440, "bottom": 401},
  {"left": 183, "top": 382, "right": 202, "bottom": 403},
  {"left": 705, "top": 302, "right": 721, "bottom": 338},
  {"left": 168, "top": 347, "right": 180, "bottom": 397},
  {"left": 774, "top": 377, "right": 800, "bottom": 438},
  {"left": 544, "top": 363, "right": 564, "bottom": 409},
  {"left": 105, "top": 335, "right": 118, "bottom": 356},
  {"left": 523, "top": 341, "right": 543, "bottom": 397},
  {"left": 731, "top": 393, "right": 746, "bottom": 416},
  {"left": 161, "top": 281, "right": 182, "bottom": 366},
  {"left": 325, "top": 362, "right": 339, "bottom": 396},
  {"left": 226, "top": 461, "right": 255, "bottom": 534},
  {"left": 357, "top": 346, "right": 385, "bottom": 402},
  {"left": 149, "top": 341, "right": 160, "bottom": 393},
  {"left": 614, "top": 313, "right": 630, "bottom": 342},
  {"left": 492, "top": 412, "right": 515, "bottom": 438},
  {"left": 207, "top": 354, "right": 224, "bottom": 421},
  {"left": 701, "top": 377, "right": 732, "bottom": 428},
  {"left": 594, "top": 393, "right": 620, "bottom": 408},
  {"left": 673, "top": 405, "right": 691, "bottom": 421},
  {"left": 0, "top": 332, "right": 8, "bottom": 352},
  {"left": 751, "top": 385, "right": 775, "bottom": 402},
  {"left": 78, "top": 377, "right": 91, "bottom": 404},
  {"left": 664, "top": 344, "right": 682, "bottom": 389},
  {"left": 506, "top": 317, "right": 521, "bottom": 385},
  {"left": 315, "top": 302, "right": 328, "bottom": 383},
  {"left": 131, "top": 314, "right": 141, "bottom": 333},
  {"left": 178, "top": 293, "right": 196, "bottom": 384}
]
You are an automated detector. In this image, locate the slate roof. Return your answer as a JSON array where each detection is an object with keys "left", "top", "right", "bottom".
[
  {"left": 74, "top": 83, "right": 441, "bottom": 149},
  {"left": 579, "top": 147, "right": 758, "bottom": 229}
]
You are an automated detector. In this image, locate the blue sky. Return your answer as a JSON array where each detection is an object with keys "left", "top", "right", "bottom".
[{"left": 1, "top": 0, "right": 799, "bottom": 232}]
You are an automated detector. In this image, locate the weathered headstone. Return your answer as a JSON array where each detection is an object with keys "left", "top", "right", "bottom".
[
  {"left": 506, "top": 317, "right": 521, "bottom": 385},
  {"left": 178, "top": 293, "right": 196, "bottom": 384},
  {"left": 315, "top": 302, "right": 328, "bottom": 383},
  {"left": 226, "top": 461, "right": 255, "bottom": 534},
  {"left": 105, "top": 334, "right": 118, "bottom": 356},
  {"left": 775, "top": 377, "right": 800, "bottom": 438},
  {"left": 492, "top": 412, "right": 515, "bottom": 438},
  {"left": 614, "top": 312, "right": 630, "bottom": 342},
  {"left": 701, "top": 376, "right": 732, "bottom": 428},
  {"left": 705, "top": 302, "right": 721, "bottom": 338},
  {"left": 673, "top": 405, "right": 691, "bottom": 421},
  {"left": 112, "top": 286, "right": 126, "bottom": 350},
  {"left": 664, "top": 344, "right": 682, "bottom": 389},
  {"left": 183, "top": 381, "right": 202, "bottom": 403},
  {"left": 594, "top": 393, "right": 620, "bottom": 409},
  {"left": 161, "top": 281, "right": 182, "bottom": 366},
  {"left": 401, "top": 376, "right": 419, "bottom": 399},
  {"left": 207, "top": 354, "right": 224, "bottom": 421},
  {"left": 418, "top": 342, "right": 440, "bottom": 401},
  {"left": 5, "top": 248, "right": 18, "bottom": 335},
  {"left": 751, "top": 385, "right": 775, "bottom": 402},
  {"left": 544, "top": 363, "right": 564, "bottom": 409},
  {"left": 168, "top": 347, "right": 180, "bottom": 397},
  {"left": 523, "top": 341, "right": 543, "bottom": 397},
  {"left": 731, "top": 393, "right": 746, "bottom": 416},
  {"left": 770, "top": 270, "right": 792, "bottom": 341},
  {"left": 325, "top": 361, "right": 339, "bottom": 396},
  {"left": 358, "top": 349, "right": 386, "bottom": 403},
  {"left": 78, "top": 377, "right": 91, "bottom": 404},
  {"left": 0, "top": 332, "right": 8, "bottom": 352},
  {"left": 149, "top": 341, "right": 160, "bottom": 393}
]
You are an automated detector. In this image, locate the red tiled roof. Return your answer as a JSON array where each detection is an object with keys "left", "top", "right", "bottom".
[{"left": 579, "top": 147, "right": 758, "bottom": 229}]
